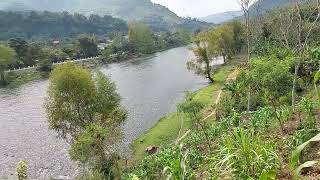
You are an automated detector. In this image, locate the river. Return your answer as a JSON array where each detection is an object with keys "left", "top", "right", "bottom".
[{"left": 0, "top": 47, "right": 212, "bottom": 179}]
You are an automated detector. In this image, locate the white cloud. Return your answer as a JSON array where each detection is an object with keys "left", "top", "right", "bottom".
[{"left": 151, "top": 0, "right": 241, "bottom": 18}]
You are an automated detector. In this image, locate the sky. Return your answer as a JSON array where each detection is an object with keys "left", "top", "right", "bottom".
[{"left": 151, "top": 0, "right": 241, "bottom": 18}]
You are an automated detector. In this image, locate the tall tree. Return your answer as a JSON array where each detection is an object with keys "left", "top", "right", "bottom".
[
  {"left": 46, "top": 62, "right": 126, "bottom": 174},
  {"left": 187, "top": 40, "right": 215, "bottom": 83},
  {"left": 78, "top": 36, "right": 98, "bottom": 58},
  {"left": 238, "top": 0, "right": 254, "bottom": 112},
  {"left": 0, "top": 45, "right": 16, "bottom": 84},
  {"left": 128, "top": 23, "right": 155, "bottom": 54}
]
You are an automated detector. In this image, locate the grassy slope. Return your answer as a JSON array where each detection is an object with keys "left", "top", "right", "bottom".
[{"left": 132, "top": 57, "right": 244, "bottom": 161}]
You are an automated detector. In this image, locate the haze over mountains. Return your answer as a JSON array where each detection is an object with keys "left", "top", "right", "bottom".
[
  {"left": 201, "top": 10, "right": 243, "bottom": 24},
  {"left": 201, "top": 0, "right": 307, "bottom": 24},
  {"left": 0, "top": 0, "right": 210, "bottom": 32}
]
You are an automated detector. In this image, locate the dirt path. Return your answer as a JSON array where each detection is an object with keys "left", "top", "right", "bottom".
[{"left": 175, "top": 69, "right": 239, "bottom": 144}]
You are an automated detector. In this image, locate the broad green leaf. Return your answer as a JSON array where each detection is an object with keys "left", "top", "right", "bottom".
[
  {"left": 259, "top": 170, "right": 276, "bottom": 180},
  {"left": 290, "top": 133, "right": 320, "bottom": 170},
  {"left": 314, "top": 70, "right": 320, "bottom": 103},
  {"left": 294, "top": 161, "right": 318, "bottom": 180}
]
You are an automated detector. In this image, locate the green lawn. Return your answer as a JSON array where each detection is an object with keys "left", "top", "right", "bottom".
[{"left": 131, "top": 57, "right": 244, "bottom": 161}]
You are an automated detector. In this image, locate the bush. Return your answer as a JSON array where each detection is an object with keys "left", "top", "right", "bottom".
[
  {"left": 208, "top": 128, "right": 279, "bottom": 179},
  {"left": 16, "top": 160, "right": 27, "bottom": 180}
]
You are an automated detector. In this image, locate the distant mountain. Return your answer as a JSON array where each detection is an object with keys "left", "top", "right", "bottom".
[
  {"left": 0, "top": 0, "right": 211, "bottom": 32},
  {"left": 249, "top": 0, "right": 308, "bottom": 15},
  {"left": 201, "top": 11, "right": 243, "bottom": 24}
]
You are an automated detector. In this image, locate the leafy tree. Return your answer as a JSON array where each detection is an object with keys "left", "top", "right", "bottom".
[
  {"left": 128, "top": 23, "right": 155, "bottom": 54},
  {"left": 207, "top": 25, "right": 235, "bottom": 63},
  {"left": 0, "top": 11, "right": 127, "bottom": 40},
  {"left": 247, "top": 58, "right": 293, "bottom": 130},
  {"left": 16, "top": 160, "right": 28, "bottom": 180},
  {"left": 0, "top": 45, "right": 16, "bottom": 84},
  {"left": 24, "top": 43, "right": 47, "bottom": 67},
  {"left": 8, "top": 38, "right": 28, "bottom": 63},
  {"left": 46, "top": 62, "right": 126, "bottom": 173},
  {"left": 78, "top": 36, "right": 98, "bottom": 58},
  {"left": 187, "top": 40, "right": 214, "bottom": 83}
]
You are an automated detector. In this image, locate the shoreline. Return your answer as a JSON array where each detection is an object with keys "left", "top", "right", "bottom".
[
  {"left": 1, "top": 45, "right": 189, "bottom": 89},
  {"left": 130, "top": 55, "right": 245, "bottom": 163}
]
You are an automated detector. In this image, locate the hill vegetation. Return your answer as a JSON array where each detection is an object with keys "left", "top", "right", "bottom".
[
  {"left": 0, "top": 0, "right": 211, "bottom": 32},
  {"left": 0, "top": 11, "right": 127, "bottom": 40},
  {"left": 201, "top": 10, "right": 243, "bottom": 24}
]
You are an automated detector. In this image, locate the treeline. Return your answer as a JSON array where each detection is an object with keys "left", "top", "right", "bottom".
[
  {"left": 101, "top": 23, "right": 191, "bottom": 62},
  {"left": 0, "top": 11, "right": 128, "bottom": 40},
  {"left": 0, "top": 23, "right": 192, "bottom": 85}
]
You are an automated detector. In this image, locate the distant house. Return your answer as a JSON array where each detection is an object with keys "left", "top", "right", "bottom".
[
  {"left": 98, "top": 42, "right": 113, "bottom": 50},
  {"left": 52, "top": 40, "right": 60, "bottom": 46}
]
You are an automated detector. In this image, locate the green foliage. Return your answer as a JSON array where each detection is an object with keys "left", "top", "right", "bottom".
[
  {"left": 69, "top": 123, "right": 109, "bottom": 163},
  {"left": 187, "top": 41, "right": 214, "bottom": 83},
  {"left": 249, "top": 58, "right": 293, "bottom": 102},
  {"left": 0, "top": 11, "right": 127, "bottom": 40},
  {"left": 290, "top": 133, "right": 320, "bottom": 171},
  {"left": 210, "top": 128, "right": 279, "bottom": 179},
  {"left": 0, "top": 45, "right": 16, "bottom": 84},
  {"left": 78, "top": 36, "right": 98, "bottom": 58},
  {"left": 16, "top": 160, "right": 27, "bottom": 180},
  {"left": 178, "top": 93, "right": 205, "bottom": 123},
  {"left": 46, "top": 62, "right": 96, "bottom": 138},
  {"left": 46, "top": 62, "right": 126, "bottom": 174},
  {"left": 162, "top": 144, "right": 191, "bottom": 180},
  {"left": 314, "top": 69, "right": 320, "bottom": 102},
  {"left": 128, "top": 23, "right": 155, "bottom": 54}
]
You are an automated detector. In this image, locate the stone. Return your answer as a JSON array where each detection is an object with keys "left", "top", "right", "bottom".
[{"left": 145, "top": 146, "right": 159, "bottom": 155}]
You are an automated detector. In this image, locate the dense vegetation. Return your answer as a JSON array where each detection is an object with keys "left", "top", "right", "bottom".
[
  {"left": 0, "top": 11, "right": 127, "bottom": 40},
  {"left": 0, "top": 0, "right": 211, "bottom": 32},
  {"left": 0, "top": 21, "right": 191, "bottom": 85},
  {"left": 5, "top": 0, "right": 320, "bottom": 179},
  {"left": 124, "top": 1, "right": 320, "bottom": 179}
]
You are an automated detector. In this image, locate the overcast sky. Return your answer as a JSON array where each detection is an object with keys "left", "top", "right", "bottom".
[{"left": 151, "top": 0, "right": 241, "bottom": 18}]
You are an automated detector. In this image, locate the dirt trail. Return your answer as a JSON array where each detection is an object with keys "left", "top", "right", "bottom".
[{"left": 175, "top": 69, "right": 239, "bottom": 144}]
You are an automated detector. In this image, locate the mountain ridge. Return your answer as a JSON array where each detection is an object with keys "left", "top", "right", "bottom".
[
  {"left": 0, "top": 0, "right": 211, "bottom": 32},
  {"left": 201, "top": 10, "right": 243, "bottom": 24}
]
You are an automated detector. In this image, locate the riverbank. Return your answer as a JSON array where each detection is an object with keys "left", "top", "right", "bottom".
[
  {"left": 1, "top": 46, "right": 190, "bottom": 88},
  {"left": 131, "top": 55, "right": 246, "bottom": 161}
]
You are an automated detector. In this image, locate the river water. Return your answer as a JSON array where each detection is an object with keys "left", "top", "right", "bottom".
[{"left": 0, "top": 47, "right": 211, "bottom": 179}]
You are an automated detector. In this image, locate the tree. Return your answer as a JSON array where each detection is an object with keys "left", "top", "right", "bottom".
[
  {"left": 248, "top": 58, "right": 293, "bottom": 131},
  {"left": 78, "top": 36, "right": 98, "bottom": 58},
  {"left": 187, "top": 40, "right": 215, "bottom": 83},
  {"left": 264, "top": 0, "right": 320, "bottom": 109},
  {"left": 46, "top": 62, "right": 126, "bottom": 174},
  {"left": 238, "top": 0, "right": 254, "bottom": 112},
  {"left": 9, "top": 38, "right": 28, "bottom": 62},
  {"left": 24, "top": 43, "right": 47, "bottom": 67},
  {"left": 16, "top": 160, "right": 28, "bottom": 180},
  {"left": 207, "top": 24, "right": 237, "bottom": 63},
  {"left": 128, "top": 23, "right": 155, "bottom": 54},
  {"left": 0, "top": 45, "right": 16, "bottom": 84}
]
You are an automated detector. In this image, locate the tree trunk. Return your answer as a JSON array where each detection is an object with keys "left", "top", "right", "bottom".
[
  {"left": 292, "top": 62, "right": 300, "bottom": 111},
  {"left": 205, "top": 61, "right": 214, "bottom": 83},
  {"left": 0, "top": 70, "right": 6, "bottom": 85},
  {"left": 247, "top": 87, "right": 251, "bottom": 112}
]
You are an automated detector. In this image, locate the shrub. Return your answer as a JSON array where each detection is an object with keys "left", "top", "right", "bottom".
[
  {"left": 16, "top": 160, "right": 27, "bottom": 180},
  {"left": 208, "top": 128, "right": 279, "bottom": 179}
]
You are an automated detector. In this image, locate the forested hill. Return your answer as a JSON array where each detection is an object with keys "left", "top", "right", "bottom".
[
  {"left": 249, "top": 0, "right": 308, "bottom": 15},
  {"left": 0, "top": 11, "right": 128, "bottom": 40},
  {"left": 0, "top": 0, "right": 211, "bottom": 32}
]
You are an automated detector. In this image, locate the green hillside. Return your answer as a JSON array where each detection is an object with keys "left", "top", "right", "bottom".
[
  {"left": 249, "top": 0, "right": 308, "bottom": 15},
  {"left": 0, "top": 0, "right": 211, "bottom": 32}
]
